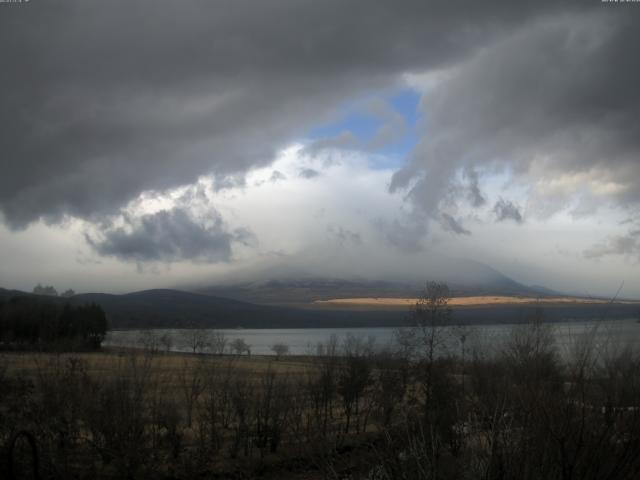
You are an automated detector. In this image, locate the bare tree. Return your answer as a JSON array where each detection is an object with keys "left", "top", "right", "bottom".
[
  {"left": 82, "top": 353, "right": 154, "bottom": 477},
  {"left": 229, "top": 377, "right": 254, "bottom": 458},
  {"left": 178, "top": 358, "right": 205, "bottom": 428},
  {"left": 411, "top": 281, "right": 453, "bottom": 415},
  {"left": 338, "top": 334, "right": 373, "bottom": 434},
  {"left": 181, "top": 328, "right": 211, "bottom": 354},
  {"left": 271, "top": 343, "right": 289, "bottom": 360},
  {"left": 230, "top": 338, "right": 249, "bottom": 356},
  {"left": 197, "top": 358, "right": 238, "bottom": 457},
  {"left": 209, "top": 330, "right": 227, "bottom": 355},
  {"left": 307, "top": 335, "right": 340, "bottom": 437},
  {"left": 372, "top": 351, "right": 407, "bottom": 427},
  {"left": 159, "top": 332, "right": 173, "bottom": 353},
  {"left": 254, "top": 368, "right": 290, "bottom": 456},
  {"left": 137, "top": 330, "right": 160, "bottom": 354}
]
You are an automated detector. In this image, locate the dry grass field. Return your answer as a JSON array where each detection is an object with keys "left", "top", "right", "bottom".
[
  {"left": 314, "top": 295, "right": 640, "bottom": 310},
  {"left": 2, "top": 348, "right": 313, "bottom": 387},
  {"left": 0, "top": 349, "right": 336, "bottom": 479},
  {"left": 4, "top": 323, "right": 640, "bottom": 479}
]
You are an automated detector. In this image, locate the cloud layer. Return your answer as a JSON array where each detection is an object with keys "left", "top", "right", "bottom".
[
  {"left": 392, "top": 9, "right": 640, "bottom": 229},
  {"left": 1, "top": 0, "right": 589, "bottom": 228},
  {"left": 2, "top": 1, "right": 640, "bottom": 297}
]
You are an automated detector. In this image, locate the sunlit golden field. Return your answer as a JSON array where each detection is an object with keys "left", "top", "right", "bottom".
[{"left": 314, "top": 295, "right": 640, "bottom": 309}]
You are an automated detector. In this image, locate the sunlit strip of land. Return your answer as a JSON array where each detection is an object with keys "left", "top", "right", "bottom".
[{"left": 314, "top": 296, "right": 640, "bottom": 309}]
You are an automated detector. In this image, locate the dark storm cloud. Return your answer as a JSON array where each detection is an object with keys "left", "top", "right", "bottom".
[
  {"left": 86, "top": 207, "right": 249, "bottom": 263},
  {"left": 0, "top": 0, "right": 584, "bottom": 229},
  {"left": 493, "top": 199, "right": 523, "bottom": 224},
  {"left": 391, "top": 9, "right": 640, "bottom": 223}
]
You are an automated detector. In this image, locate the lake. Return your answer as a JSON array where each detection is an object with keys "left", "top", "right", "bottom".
[{"left": 104, "top": 318, "right": 640, "bottom": 358}]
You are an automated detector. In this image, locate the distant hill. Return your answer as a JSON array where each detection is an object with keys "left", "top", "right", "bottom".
[
  {"left": 70, "top": 289, "right": 282, "bottom": 329},
  {"left": 2, "top": 283, "right": 638, "bottom": 330},
  {"left": 67, "top": 289, "right": 409, "bottom": 329},
  {"left": 75, "top": 288, "right": 640, "bottom": 329},
  {"left": 0, "top": 287, "right": 396, "bottom": 328},
  {"left": 2, "top": 287, "right": 409, "bottom": 329},
  {"left": 0, "top": 287, "right": 34, "bottom": 301}
]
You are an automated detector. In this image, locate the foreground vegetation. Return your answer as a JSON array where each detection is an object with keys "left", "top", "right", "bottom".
[{"left": 2, "top": 283, "right": 640, "bottom": 479}]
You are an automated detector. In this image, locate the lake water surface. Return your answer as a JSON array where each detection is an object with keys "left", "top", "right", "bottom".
[{"left": 104, "top": 318, "right": 640, "bottom": 358}]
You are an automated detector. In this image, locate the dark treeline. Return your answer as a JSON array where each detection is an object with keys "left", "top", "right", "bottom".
[
  {"left": 0, "top": 296, "right": 108, "bottom": 350},
  {"left": 2, "top": 283, "right": 640, "bottom": 479}
]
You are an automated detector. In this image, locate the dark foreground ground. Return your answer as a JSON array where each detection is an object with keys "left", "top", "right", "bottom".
[{"left": 3, "top": 320, "right": 640, "bottom": 479}]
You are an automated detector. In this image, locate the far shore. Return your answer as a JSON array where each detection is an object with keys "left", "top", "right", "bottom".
[{"left": 314, "top": 295, "right": 640, "bottom": 310}]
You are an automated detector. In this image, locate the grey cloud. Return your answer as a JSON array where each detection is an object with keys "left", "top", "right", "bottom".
[
  {"left": 175, "top": 183, "right": 210, "bottom": 209},
  {"left": 373, "top": 217, "right": 427, "bottom": 254},
  {"left": 0, "top": 0, "right": 580, "bottom": 228},
  {"left": 464, "top": 168, "right": 486, "bottom": 207},
  {"left": 441, "top": 213, "right": 471, "bottom": 236},
  {"left": 303, "top": 132, "right": 359, "bottom": 157},
  {"left": 212, "top": 175, "right": 246, "bottom": 192},
  {"left": 299, "top": 168, "right": 321, "bottom": 179},
  {"left": 328, "top": 225, "right": 363, "bottom": 246},
  {"left": 570, "top": 195, "right": 601, "bottom": 219},
  {"left": 391, "top": 9, "right": 640, "bottom": 224},
  {"left": 493, "top": 198, "right": 523, "bottom": 224},
  {"left": 584, "top": 230, "right": 640, "bottom": 261},
  {"left": 86, "top": 207, "right": 249, "bottom": 263},
  {"left": 270, "top": 171, "right": 287, "bottom": 183},
  {"left": 313, "top": 208, "right": 326, "bottom": 219},
  {"left": 303, "top": 98, "right": 408, "bottom": 156},
  {"left": 363, "top": 98, "right": 407, "bottom": 150}
]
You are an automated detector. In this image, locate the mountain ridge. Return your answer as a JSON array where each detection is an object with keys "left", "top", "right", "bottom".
[{"left": 2, "top": 285, "right": 638, "bottom": 329}]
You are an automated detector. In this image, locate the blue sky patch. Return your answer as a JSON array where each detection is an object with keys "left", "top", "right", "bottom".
[{"left": 307, "top": 88, "right": 421, "bottom": 169}]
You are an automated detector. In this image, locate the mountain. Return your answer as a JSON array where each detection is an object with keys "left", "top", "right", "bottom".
[
  {"left": 194, "top": 261, "right": 560, "bottom": 306},
  {"left": 197, "top": 278, "right": 420, "bottom": 306}
]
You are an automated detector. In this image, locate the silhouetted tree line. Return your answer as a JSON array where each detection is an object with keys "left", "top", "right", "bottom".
[
  {"left": 0, "top": 296, "right": 107, "bottom": 349},
  {"left": 31, "top": 283, "right": 75, "bottom": 297}
]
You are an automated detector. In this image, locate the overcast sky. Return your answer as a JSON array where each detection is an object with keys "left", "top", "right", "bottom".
[{"left": 1, "top": 0, "right": 639, "bottom": 297}]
